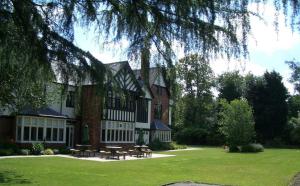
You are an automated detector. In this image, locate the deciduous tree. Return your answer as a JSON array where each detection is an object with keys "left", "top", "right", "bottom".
[{"left": 219, "top": 99, "right": 255, "bottom": 151}]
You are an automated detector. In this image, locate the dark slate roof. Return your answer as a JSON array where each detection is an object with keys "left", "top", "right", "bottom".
[
  {"left": 19, "top": 107, "right": 67, "bottom": 118},
  {"left": 104, "top": 61, "right": 128, "bottom": 76},
  {"left": 150, "top": 119, "right": 171, "bottom": 131}
]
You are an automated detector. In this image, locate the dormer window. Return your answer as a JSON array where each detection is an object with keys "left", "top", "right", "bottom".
[{"left": 66, "top": 91, "right": 75, "bottom": 108}]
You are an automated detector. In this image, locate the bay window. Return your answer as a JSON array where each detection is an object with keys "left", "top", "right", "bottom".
[
  {"left": 101, "top": 120, "right": 135, "bottom": 143},
  {"left": 16, "top": 116, "right": 66, "bottom": 143}
]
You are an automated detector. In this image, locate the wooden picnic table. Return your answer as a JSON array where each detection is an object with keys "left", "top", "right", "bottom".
[
  {"left": 76, "top": 144, "right": 92, "bottom": 156},
  {"left": 133, "top": 145, "right": 149, "bottom": 157},
  {"left": 105, "top": 146, "right": 122, "bottom": 159}
]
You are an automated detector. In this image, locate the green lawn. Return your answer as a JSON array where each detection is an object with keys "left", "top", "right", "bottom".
[{"left": 0, "top": 147, "right": 300, "bottom": 186}]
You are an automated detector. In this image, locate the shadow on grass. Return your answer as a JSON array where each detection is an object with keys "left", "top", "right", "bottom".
[{"left": 0, "top": 171, "right": 31, "bottom": 184}]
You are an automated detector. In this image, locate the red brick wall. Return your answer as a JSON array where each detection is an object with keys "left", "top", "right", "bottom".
[
  {"left": 81, "top": 86, "right": 102, "bottom": 149},
  {"left": 150, "top": 85, "right": 169, "bottom": 125},
  {"left": 0, "top": 117, "right": 15, "bottom": 143}
]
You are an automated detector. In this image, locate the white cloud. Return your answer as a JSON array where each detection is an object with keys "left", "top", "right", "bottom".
[
  {"left": 210, "top": 59, "right": 265, "bottom": 76},
  {"left": 248, "top": 3, "right": 300, "bottom": 54}
]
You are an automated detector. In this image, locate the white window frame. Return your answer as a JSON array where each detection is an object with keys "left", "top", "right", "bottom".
[
  {"left": 100, "top": 120, "right": 135, "bottom": 143},
  {"left": 151, "top": 130, "right": 171, "bottom": 142},
  {"left": 16, "top": 116, "right": 66, "bottom": 144}
]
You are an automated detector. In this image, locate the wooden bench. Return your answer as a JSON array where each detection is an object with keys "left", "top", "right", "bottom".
[
  {"left": 116, "top": 151, "right": 127, "bottom": 160},
  {"left": 84, "top": 150, "right": 93, "bottom": 157},
  {"left": 70, "top": 149, "right": 80, "bottom": 157},
  {"left": 143, "top": 149, "right": 152, "bottom": 157},
  {"left": 99, "top": 150, "right": 111, "bottom": 159},
  {"left": 130, "top": 149, "right": 143, "bottom": 158}
]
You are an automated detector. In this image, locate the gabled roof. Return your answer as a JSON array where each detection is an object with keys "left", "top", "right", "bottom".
[
  {"left": 133, "top": 67, "right": 170, "bottom": 96},
  {"left": 150, "top": 119, "right": 171, "bottom": 131},
  {"left": 105, "top": 61, "right": 142, "bottom": 93},
  {"left": 19, "top": 107, "right": 67, "bottom": 118},
  {"left": 104, "top": 61, "right": 128, "bottom": 76}
]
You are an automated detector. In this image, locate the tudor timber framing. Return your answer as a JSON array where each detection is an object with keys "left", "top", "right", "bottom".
[
  {"left": 103, "top": 62, "right": 142, "bottom": 123},
  {"left": 113, "top": 63, "right": 142, "bottom": 93}
]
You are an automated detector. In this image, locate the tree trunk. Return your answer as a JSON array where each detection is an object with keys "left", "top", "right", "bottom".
[{"left": 141, "top": 46, "right": 150, "bottom": 86}]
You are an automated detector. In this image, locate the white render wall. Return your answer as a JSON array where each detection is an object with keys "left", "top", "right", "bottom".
[{"left": 47, "top": 83, "right": 76, "bottom": 119}]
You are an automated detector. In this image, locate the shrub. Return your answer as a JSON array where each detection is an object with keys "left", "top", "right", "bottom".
[
  {"left": 53, "top": 149, "right": 60, "bottom": 154},
  {"left": 149, "top": 138, "right": 168, "bottom": 150},
  {"left": 58, "top": 148, "right": 71, "bottom": 154},
  {"left": 0, "top": 143, "right": 19, "bottom": 154},
  {"left": 206, "top": 132, "right": 225, "bottom": 146},
  {"left": 43, "top": 148, "right": 54, "bottom": 155},
  {"left": 136, "top": 130, "right": 145, "bottom": 145},
  {"left": 175, "top": 127, "right": 208, "bottom": 145},
  {"left": 241, "top": 143, "right": 264, "bottom": 153},
  {"left": 288, "top": 117, "right": 300, "bottom": 145},
  {"left": 219, "top": 99, "right": 256, "bottom": 152},
  {"left": 265, "top": 137, "right": 285, "bottom": 148},
  {"left": 149, "top": 139, "right": 187, "bottom": 151},
  {"left": 0, "top": 148, "right": 14, "bottom": 156},
  {"left": 31, "top": 143, "right": 44, "bottom": 155},
  {"left": 228, "top": 146, "right": 240, "bottom": 152},
  {"left": 169, "top": 142, "right": 187, "bottom": 150},
  {"left": 20, "top": 149, "right": 30, "bottom": 155}
]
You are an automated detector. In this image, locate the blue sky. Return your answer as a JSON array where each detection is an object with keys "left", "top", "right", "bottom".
[{"left": 73, "top": 3, "right": 300, "bottom": 94}]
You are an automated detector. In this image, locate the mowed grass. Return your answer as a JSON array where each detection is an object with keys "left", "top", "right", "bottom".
[{"left": 0, "top": 148, "right": 300, "bottom": 186}]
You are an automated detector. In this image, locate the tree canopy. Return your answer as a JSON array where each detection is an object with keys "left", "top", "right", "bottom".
[
  {"left": 246, "top": 71, "right": 288, "bottom": 142},
  {"left": 219, "top": 99, "right": 255, "bottom": 151},
  {"left": 1, "top": 0, "right": 299, "bottom": 109},
  {"left": 217, "top": 71, "right": 244, "bottom": 102}
]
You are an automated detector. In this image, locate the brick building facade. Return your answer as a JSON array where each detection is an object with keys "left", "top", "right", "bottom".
[{"left": 0, "top": 62, "right": 172, "bottom": 149}]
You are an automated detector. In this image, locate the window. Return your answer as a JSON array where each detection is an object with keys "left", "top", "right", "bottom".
[
  {"left": 66, "top": 91, "right": 75, "bottom": 108},
  {"left": 123, "top": 131, "right": 126, "bottom": 141},
  {"left": 16, "top": 116, "right": 65, "bottom": 143},
  {"left": 107, "top": 130, "right": 111, "bottom": 141},
  {"left": 17, "top": 126, "right": 21, "bottom": 141},
  {"left": 31, "top": 127, "right": 37, "bottom": 141},
  {"left": 101, "top": 121, "right": 135, "bottom": 143},
  {"left": 130, "top": 131, "right": 133, "bottom": 141},
  {"left": 106, "top": 91, "right": 113, "bottom": 108},
  {"left": 115, "top": 97, "right": 121, "bottom": 109},
  {"left": 137, "top": 98, "right": 148, "bottom": 123},
  {"left": 154, "top": 104, "right": 162, "bottom": 119},
  {"left": 111, "top": 130, "right": 115, "bottom": 141},
  {"left": 101, "top": 129, "right": 106, "bottom": 141},
  {"left": 38, "top": 127, "right": 44, "bottom": 141},
  {"left": 153, "top": 131, "right": 171, "bottom": 142},
  {"left": 127, "top": 131, "right": 130, "bottom": 141},
  {"left": 53, "top": 128, "right": 58, "bottom": 141},
  {"left": 115, "top": 130, "right": 119, "bottom": 141},
  {"left": 46, "top": 128, "right": 51, "bottom": 141},
  {"left": 24, "top": 127, "right": 30, "bottom": 141},
  {"left": 59, "top": 128, "right": 64, "bottom": 141}
]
